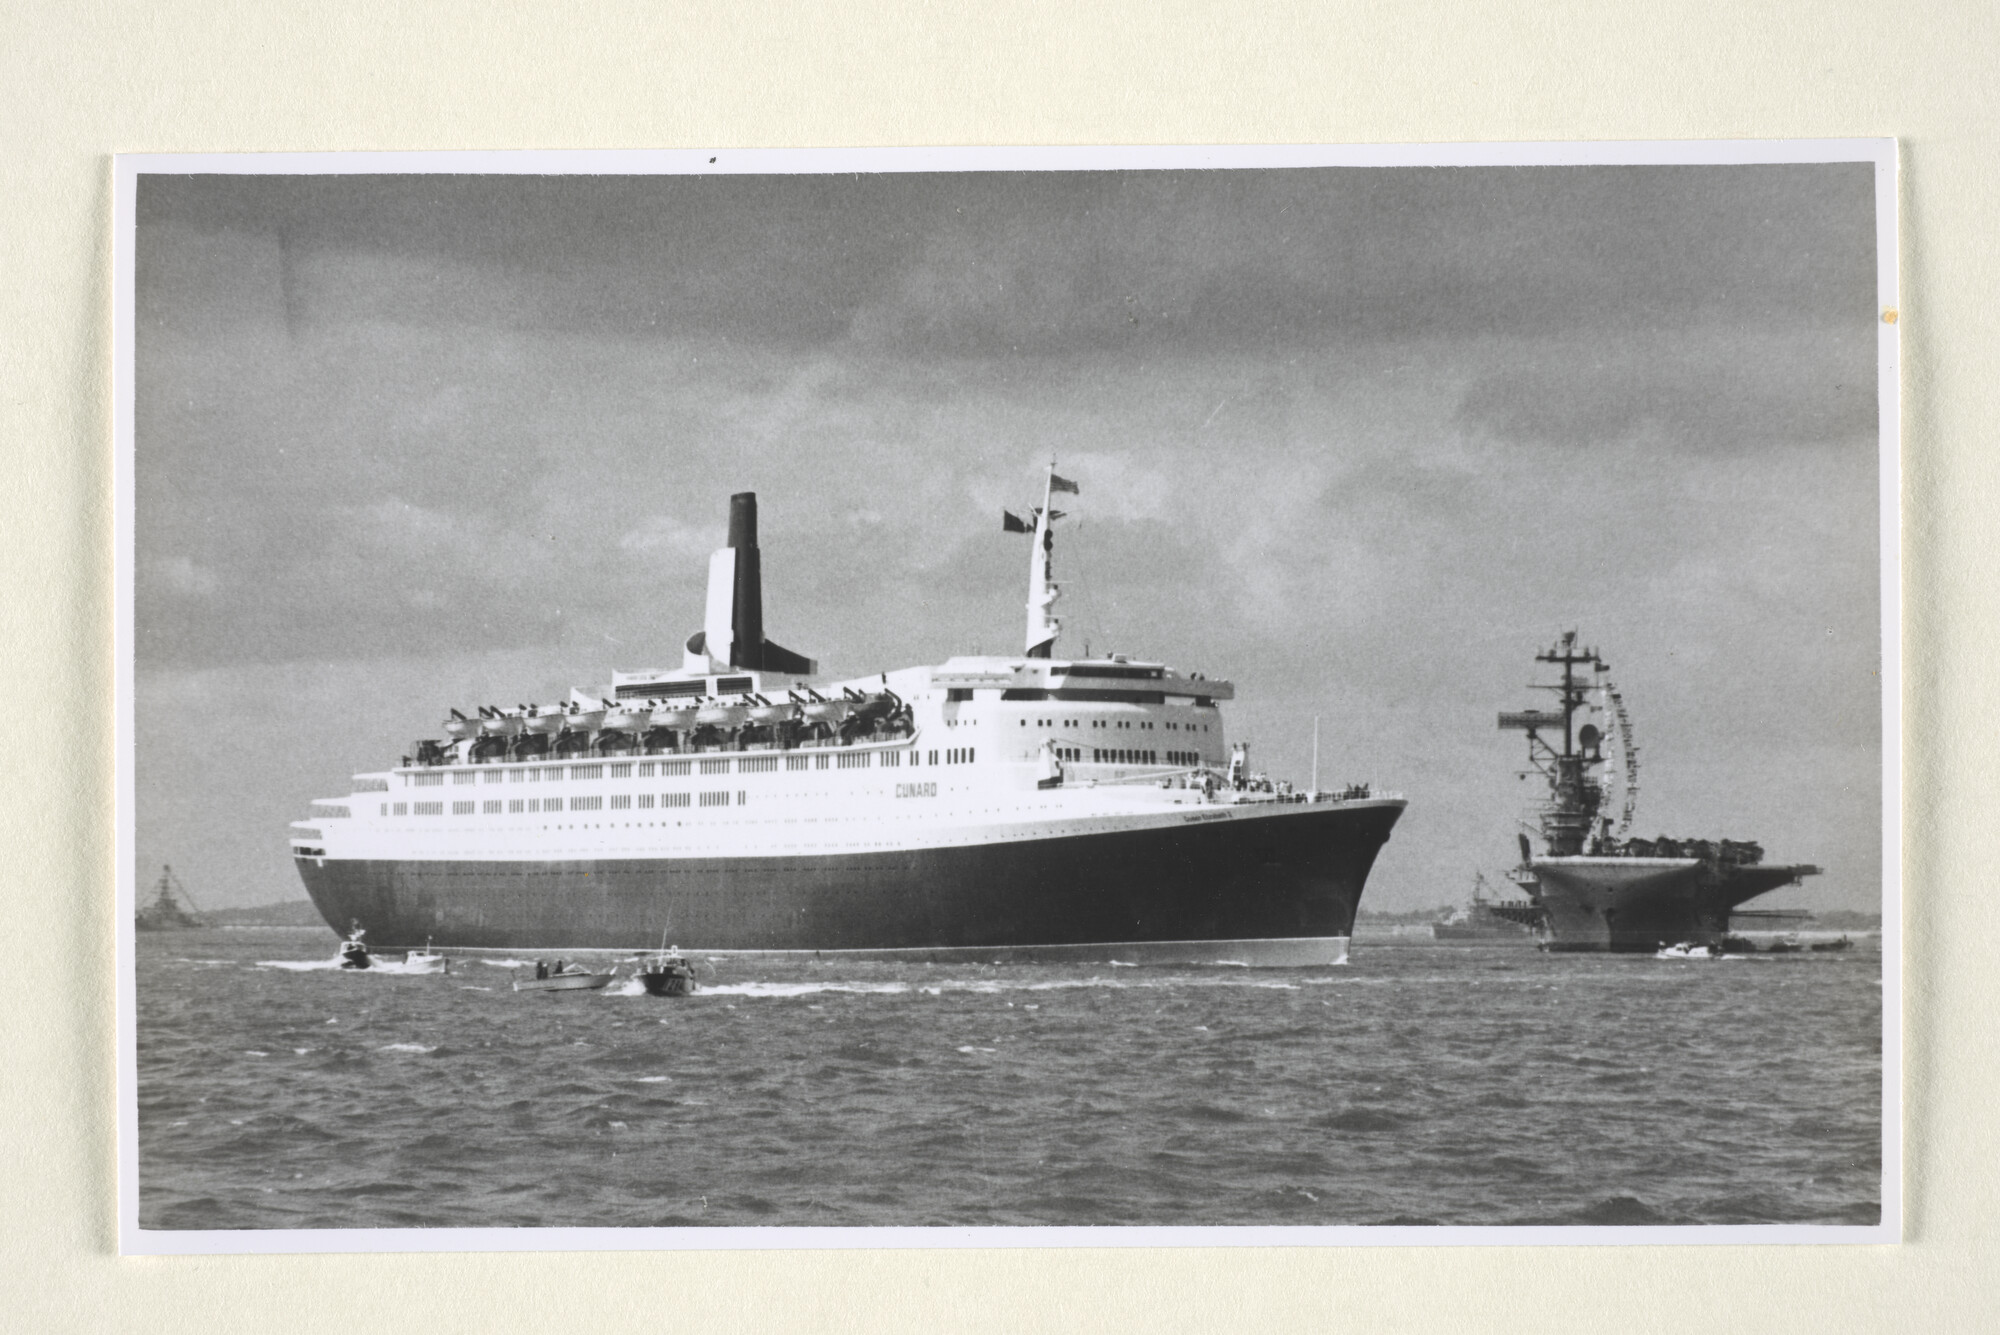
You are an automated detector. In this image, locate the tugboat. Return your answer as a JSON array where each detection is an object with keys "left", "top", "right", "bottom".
[
  {"left": 1498, "top": 633, "right": 1821, "bottom": 953},
  {"left": 338, "top": 923, "right": 371, "bottom": 969},
  {"left": 638, "top": 942, "right": 697, "bottom": 997},
  {"left": 135, "top": 865, "right": 202, "bottom": 932}
]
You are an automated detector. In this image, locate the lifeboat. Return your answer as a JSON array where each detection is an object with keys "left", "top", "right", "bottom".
[
  {"left": 442, "top": 711, "right": 480, "bottom": 740},
  {"left": 565, "top": 707, "right": 607, "bottom": 732},
  {"left": 746, "top": 700, "right": 794, "bottom": 726},
  {"left": 520, "top": 710, "right": 565, "bottom": 736},
  {"left": 695, "top": 701, "right": 751, "bottom": 730},
  {"left": 800, "top": 698, "right": 850, "bottom": 725},
  {"left": 650, "top": 704, "right": 698, "bottom": 730},
  {"left": 602, "top": 705, "right": 648, "bottom": 732},
  {"left": 480, "top": 713, "right": 524, "bottom": 737}
]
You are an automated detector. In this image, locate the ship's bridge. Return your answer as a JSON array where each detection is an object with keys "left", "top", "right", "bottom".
[{"left": 858, "top": 655, "right": 1235, "bottom": 776}]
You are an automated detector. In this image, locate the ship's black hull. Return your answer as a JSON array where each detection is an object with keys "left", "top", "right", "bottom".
[
  {"left": 295, "top": 802, "right": 1403, "bottom": 958},
  {"left": 1531, "top": 858, "right": 1819, "bottom": 953}
]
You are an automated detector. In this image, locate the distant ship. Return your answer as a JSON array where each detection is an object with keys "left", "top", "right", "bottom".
[
  {"left": 136, "top": 864, "right": 202, "bottom": 931},
  {"left": 1430, "top": 872, "right": 1540, "bottom": 942},
  {"left": 291, "top": 471, "right": 1406, "bottom": 966},
  {"left": 1497, "top": 633, "right": 1820, "bottom": 953}
]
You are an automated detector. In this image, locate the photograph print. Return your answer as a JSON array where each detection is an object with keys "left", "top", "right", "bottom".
[{"left": 119, "top": 144, "right": 1895, "bottom": 1247}]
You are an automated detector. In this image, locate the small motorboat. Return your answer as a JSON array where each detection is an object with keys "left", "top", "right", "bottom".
[
  {"left": 338, "top": 924, "right": 371, "bottom": 970},
  {"left": 513, "top": 960, "right": 615, "bottom": 992},
  {"left": 404, "top": 939, "right": 448, "bottom": 974},
  {"left": 1656, "top": 941, "right": 1723, "bottom": 960},
  {"left": 638, "top": 944, "right": 697, "bottom": 998},
  {"left": 1764, "top": 935, "right": 1804, "bottom": 954},
  {"left": 1810, "top": 935, "right": 1854, "bottom": 953}
]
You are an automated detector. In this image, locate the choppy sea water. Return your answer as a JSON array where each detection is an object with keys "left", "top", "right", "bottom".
[{"left": 135, "top": 928, "right": 1881, "bottom": 1230}]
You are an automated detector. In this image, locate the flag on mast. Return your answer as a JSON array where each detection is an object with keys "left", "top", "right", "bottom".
[
  {"left": 1002, "top": 509, "right": 1033, "bottom": 534},
  {"left": 1048, "top": 473, "right": 1080, "bottom": 495}
]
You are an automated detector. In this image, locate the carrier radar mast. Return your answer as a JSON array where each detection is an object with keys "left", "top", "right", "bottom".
[{"left": 1498, "top": 630, "right": 1611, "bottom": 857}]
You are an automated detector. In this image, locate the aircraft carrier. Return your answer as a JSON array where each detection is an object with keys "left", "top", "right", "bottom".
[{"left": 1498, "top": 633, "right": 1819, "bottom": 953}]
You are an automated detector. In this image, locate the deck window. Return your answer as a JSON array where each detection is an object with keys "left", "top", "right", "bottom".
[
  {"left": 570, "top": 795, "right": 603, "bottom": 811},
  {"left": 509, "top": 799, "right": 524, "bottom": 813},
  {"left": 610, "top": 794, "right": 632, "bottom": 810},
  {"left": 662, "top": 792, "right": 691, "bottom": 808},
  {"left": 637, "top": 794, "right": 655, "bottom": 809},
  {"left": 414, "top": 801, "right": 443, "bottom": 815},
  {"left": 698, "top": 791, "right": 730, "bottom": 807},
  {"left": 452, "top": 800, "right": 474, "bottom": 814},
  {"left": 661, "top": 760, "right": 692, "bottom": 776}
]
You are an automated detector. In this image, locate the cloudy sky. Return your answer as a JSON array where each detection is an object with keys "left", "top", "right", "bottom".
[{"left": 132, "top": 162, "right": 1883, "bottom": 912}]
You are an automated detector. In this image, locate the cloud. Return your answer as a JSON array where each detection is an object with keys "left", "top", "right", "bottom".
[
  {"left": 1454, "top": 326, "right": 1876, "bottom": 450},
  {"left": 619, "top": 515, "right": 725, "bottom": 556}
]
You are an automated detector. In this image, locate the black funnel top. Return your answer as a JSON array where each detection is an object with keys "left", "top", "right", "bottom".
[
  {"left": 718, "top": 492, "right": 815, "bottom": 676},
  {"left": 728, "top": 492, "right": 758, "bottom": 550}
]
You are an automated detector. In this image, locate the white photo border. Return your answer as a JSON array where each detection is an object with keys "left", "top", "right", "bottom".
[{"left": 114, "top": 139, "right": 1900, "bottom": 1255}]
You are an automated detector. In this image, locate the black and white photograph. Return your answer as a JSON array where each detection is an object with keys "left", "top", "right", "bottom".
[{"left": 117, "top": 144, "right": 1897, "bottom": 1247}]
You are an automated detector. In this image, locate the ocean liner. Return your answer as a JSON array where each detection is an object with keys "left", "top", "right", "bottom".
[
  {"left": 1498, "top": 633, "right": 1819, "bottom": 952},
  {"left": 290, "top": 472, "right": 1405, "bottom": 966}
]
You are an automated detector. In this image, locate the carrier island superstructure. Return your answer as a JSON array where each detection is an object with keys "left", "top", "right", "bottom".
[
  {"left": 291, "top": 473, "right": 1405, "bottom": 966},
  {"left": 1498, "top": 633, "right": 1820, "bottom": 952}
]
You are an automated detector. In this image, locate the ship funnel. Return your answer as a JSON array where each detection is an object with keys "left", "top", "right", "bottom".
[{"left": 700, "top": 493, "right": 817, "bottom": 675}]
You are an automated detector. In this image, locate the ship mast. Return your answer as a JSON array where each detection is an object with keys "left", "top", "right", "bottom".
[
  {"left": 1009, "top": 462, "right": 1076, "bottom": 659},
  {"left": 1499, "top": 631, "right": 1611, "bottom": 858}
]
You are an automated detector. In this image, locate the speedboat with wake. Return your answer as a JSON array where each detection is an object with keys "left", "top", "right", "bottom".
[{"left": 513, "top": 960, "right": 615, "bottom": 992}]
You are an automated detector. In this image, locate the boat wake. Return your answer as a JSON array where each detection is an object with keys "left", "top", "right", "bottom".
[
  {"left": 695, "top": 975, "right": 1332, "bottom": 999},
  {"left": 257, "top": 954, "right": 457, "bottom": 974}
]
